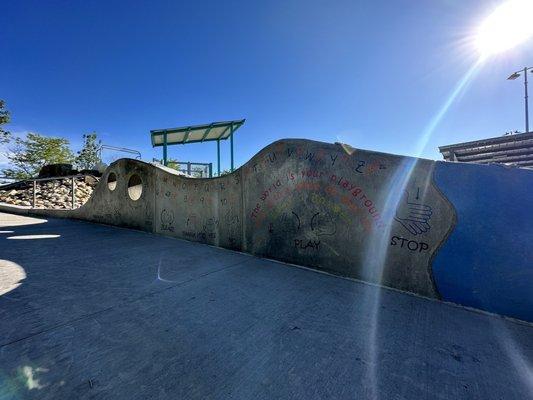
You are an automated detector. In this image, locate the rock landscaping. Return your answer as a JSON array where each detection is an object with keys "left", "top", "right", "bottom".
[{"left": 0, "top": 176, "right": 98, "bottom": 209}]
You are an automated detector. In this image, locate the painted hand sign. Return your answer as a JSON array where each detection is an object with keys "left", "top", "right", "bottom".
[{"left": 394, "top": 191, "right": 432, "bottom": 235}]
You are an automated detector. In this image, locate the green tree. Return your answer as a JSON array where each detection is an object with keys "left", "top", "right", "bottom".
[
  {"left": 75, "top": 132, "right": 101, "bottom": 170},
  {"left": 167, "top": 160, "right": 182, "bottom": 171},
  {"left": 0, "top": 100, "right": 10, "bottom": 145},
  {"left": 2, "top": 132, "right": 74, "bottom": 179}
]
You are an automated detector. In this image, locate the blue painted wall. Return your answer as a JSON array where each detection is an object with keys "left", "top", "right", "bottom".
[{"left": 433, "top": 162, "right": 533, "bottom": 322}]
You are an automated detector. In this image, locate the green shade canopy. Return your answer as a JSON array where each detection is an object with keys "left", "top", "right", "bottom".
[
  {"left": 150, "top": 119, "right": 245, "bottom": 147},
  {"left": 150, "top": 119, "right": 245, "bottom": 174}
]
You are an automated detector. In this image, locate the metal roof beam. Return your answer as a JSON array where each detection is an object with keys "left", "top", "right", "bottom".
[
  {"left": 457, "top": 147, "right": 533, "bottom": 162},
  {"left": 183, "top": 128, "right": 191, "bottom": 143},
  {"left": 476, "top": 154, "right": 533, "bottom": 163},
  {"left": 201, "top": 124, "right": 214, "bottom": 142},
  {"left": 150, "top": 119, "right": 245, "bottom": 147},
  {"left": 150, "top": 119, "right": 245, "bottom": 135},
  {"left": 217, "top": 124, "right": 232, "bottom": 140},
  {"left": 451, "top": 139, "right": 533, "bottom": 156},
  {"left": 439, "top": 132, "right": 533, "bottom": 153}
]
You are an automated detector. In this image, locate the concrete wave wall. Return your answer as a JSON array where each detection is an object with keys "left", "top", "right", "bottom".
[
  {"left": 433, "top": 162, "right": 533, "bottom": 322},
  {"left": 2, "top": 139, "right": 532, "bottom": 322}
]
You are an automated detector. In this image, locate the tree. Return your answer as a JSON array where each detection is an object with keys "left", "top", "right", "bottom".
[
  {"left": 219, "top": 169, "right": 232, "bottom": 176},
  {"left": 75, "top": 132, "right": 101, "bottom": 170},
  {"left": 2, "top": 132, "right": 74, "bottom": 179},
  {"left": 167, "top": 160, "right": 182, "bottom": 171},
  {"left": 0, "top": 100, "right": 10, "bottom": 145}
]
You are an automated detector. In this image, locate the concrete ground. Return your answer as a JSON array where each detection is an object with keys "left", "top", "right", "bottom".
[{"left": 0, "top": 212, "right": 532, "bottom": 400}]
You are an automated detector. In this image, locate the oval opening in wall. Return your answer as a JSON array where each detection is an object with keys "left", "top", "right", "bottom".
[
  {"left": 128, "top": 174, "right": 143, "bottom": 201},
  {"left": 107, "top": 172, "right": 117, "bottom": 191}
]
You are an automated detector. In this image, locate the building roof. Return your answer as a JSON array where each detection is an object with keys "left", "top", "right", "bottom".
[
  {"left": 438, "top": 131, "right": 533, "bottom": 168},
  {"left": 150, "top": 119, "right": 245, "bottom": 147}
]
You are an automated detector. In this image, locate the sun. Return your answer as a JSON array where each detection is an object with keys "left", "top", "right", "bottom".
[{"left": 475, "top": 0, "right": 533, "bottom": 56}]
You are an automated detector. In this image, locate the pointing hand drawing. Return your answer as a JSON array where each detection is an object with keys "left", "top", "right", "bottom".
[{"left": 394, "top": 191, "right": 432, "bottom": 235}]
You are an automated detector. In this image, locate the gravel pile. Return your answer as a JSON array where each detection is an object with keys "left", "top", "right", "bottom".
[{"left": 0, "top": 176, "right": 98, "bottom": 209}]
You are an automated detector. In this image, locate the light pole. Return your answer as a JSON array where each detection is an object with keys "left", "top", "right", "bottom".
[{"left": 507, "top": 67, "right": 533, "bottom": 133}]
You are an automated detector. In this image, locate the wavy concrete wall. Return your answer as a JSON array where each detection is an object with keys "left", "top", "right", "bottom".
[
  {"left": 433, "top": 162, "right": 533, "bottom": 322},
  {"left": 2, "top": 139, "right": 531, "bottom": 322}
]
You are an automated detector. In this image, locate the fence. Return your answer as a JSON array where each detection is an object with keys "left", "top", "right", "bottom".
[
  {"left": 0, "top": 176, "right": 17, "bottom": 186},
  {"left": 153, "top": 159, "right": 213, "bottom": 178},
  {"left": 99, "top": 145, "right": 142, "bottom": 164},
  {"left": 18, "top": 175, "right": 88, "bottom": 210}
]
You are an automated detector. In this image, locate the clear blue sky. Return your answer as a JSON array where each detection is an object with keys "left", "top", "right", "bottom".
[{"left": 1, "top": 0, "right": 532, "bottom": 170}]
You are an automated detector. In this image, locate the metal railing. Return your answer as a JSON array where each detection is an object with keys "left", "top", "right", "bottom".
[
  {"left": 0, "top": 176, "right": 17, "bottom": 186},
  {"left": 153, "top": 159, "right": 213, "bottom": 178},
  {"left": 99, "top": 145, "right": 142, "bottom": 161},
  {"left": 24, "top": 175, "right": 87, "bottom": 210}
]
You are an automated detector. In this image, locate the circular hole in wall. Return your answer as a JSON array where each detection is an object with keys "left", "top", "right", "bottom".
[
  {"left": 127, "top": 174, "right": 143, "bottom": 201},
  {"left": 107, "top": 172, "right": 117, "bottom": 191}
]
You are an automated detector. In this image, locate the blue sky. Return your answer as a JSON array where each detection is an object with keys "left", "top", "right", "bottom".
[{"left": 1, "top": 0, "right": 532, "bottom": 170}]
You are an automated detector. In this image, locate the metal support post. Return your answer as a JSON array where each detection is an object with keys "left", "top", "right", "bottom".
[
  {"left": 230, "top": 125, "right": 234, "bottom": 171},
  {"left": 33, "top": 180, "right": 36, "bottom": 208},
  {"left": 524, "top": 67, "right": 529, "bottom": 133},
  {"left": 217, "top": 139, "right": 221, "bottom": 176},
  {"left": 163, "top": 130, "right": 168, "bottom": 166},
  {"left": 71, "top": 177, "right": 76, "bottom": 209}
]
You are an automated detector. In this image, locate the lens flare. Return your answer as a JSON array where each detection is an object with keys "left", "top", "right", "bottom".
[
  {"left": 475, "top": 0, "right": 533, "bottom": 56},
  {"left": 414, "top": 57, "right": 485, "bottom": 156},
  {"left": 359, "top": 50, "right": 487, "bottom": 400}
]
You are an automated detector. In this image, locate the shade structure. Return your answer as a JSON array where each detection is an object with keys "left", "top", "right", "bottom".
[
  {"left": 151, "top": 120, "right": 245, "bottom": 147},
  {"left": 150, "top": 119, "right": 245, "bottom": 174},
  {"left": 439, "top": 131, "right": 533, "bottom": 168}
]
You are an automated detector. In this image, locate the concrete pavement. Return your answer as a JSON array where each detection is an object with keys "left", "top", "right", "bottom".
[{"left": 0, "top": 212, "right": 532, "bottom": 399}]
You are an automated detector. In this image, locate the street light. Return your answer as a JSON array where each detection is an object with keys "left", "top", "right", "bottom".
[{"left": 507, "top": 67, "right": 533, "bottom": 133}]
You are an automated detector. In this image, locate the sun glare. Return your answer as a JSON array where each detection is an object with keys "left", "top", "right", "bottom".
[{"left": 475, "top": 0, "right": 533, "bottom": 56}]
